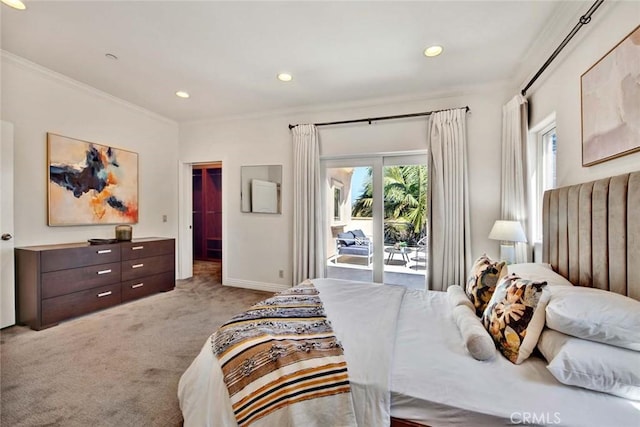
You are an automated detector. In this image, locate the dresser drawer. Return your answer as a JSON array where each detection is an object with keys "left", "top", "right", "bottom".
[
  {"left": 121, "top": 240, "right": 174, "bottom": 261},
  {"left": 121, "top": 271, "right": 174, "bottom": 302},
  {"left": 40, "top": 244, "right": 121, "bottom": 272},
  {"left": 16, "top": 238, "right": 174, "bottom": 330},
  {"left": 41, "top": 262, "right": 121, "bottom": 299},
  {"left": 121, "top": 254, "right": 174, "bottom": 281},
  {"left": 41, "top": 283, "right": 121, "bottom": 326}
]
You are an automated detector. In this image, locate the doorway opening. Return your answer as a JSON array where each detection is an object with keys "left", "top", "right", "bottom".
[
  {"left": 323, "top": 154, "right": 427, "bottom": 289},
  {"left": 192, "top": 162, "right": 222, "bottom": 280}
]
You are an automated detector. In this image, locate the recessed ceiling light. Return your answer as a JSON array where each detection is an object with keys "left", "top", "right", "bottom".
[
  {"left": 1, "top": 0, "right": 26, "bottom": 10},
  {"left": 175, "top": 91, "right": 190, "bottom": 99},
  {"left": 424, "top": 45, "right": 443, "bottom": 57},
  {"left": 277, "top": 73, "right": 293, "bottom": 82},
  {"left": 105, "top": 53, "right": 118, "bottom": 60}
]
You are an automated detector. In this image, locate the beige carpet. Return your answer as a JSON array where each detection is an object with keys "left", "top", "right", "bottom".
[{"left": 0, "top": 261, "right": 271, "bottom": 427}]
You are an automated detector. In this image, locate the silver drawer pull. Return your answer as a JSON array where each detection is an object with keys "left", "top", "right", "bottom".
[
  {"left": 97, "top": 291, "right": 112, "bottom": 298},
  {"left": 97, "top": 249, "right": 112, "bottom": 254},
  {"left": 132, "top": 246, "right": 144, "bottom": 250},
  {"left": 97, "top": 269, "right": 112, "bottom": 275},
  {"left": 131, "top": 283, "right": 144, "bottom": 289},
  {"left": 132, "top": 263, "right": 144, "bottom": 269}
]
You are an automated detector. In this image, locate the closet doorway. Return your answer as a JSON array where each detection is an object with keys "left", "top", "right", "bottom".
[{"left": 192, "top": 162, "right": 222, "bottom": 276}]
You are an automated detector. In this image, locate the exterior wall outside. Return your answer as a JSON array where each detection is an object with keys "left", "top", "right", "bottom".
[{"left": 325, "top": 167, "right": 355, "bottom": 260}]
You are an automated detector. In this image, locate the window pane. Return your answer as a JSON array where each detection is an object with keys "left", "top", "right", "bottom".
[
  {"left": 534, "top": 126, "right": 557, "bottom": 242},
  {"left": 325, "top": 166, "right": 373, "bottom": 283},
  {"left": 382, "top": 164, "right": 427, "bottom": 288},
  {"left": 542, "top": 128, "right": 557, "bottom": 191}
]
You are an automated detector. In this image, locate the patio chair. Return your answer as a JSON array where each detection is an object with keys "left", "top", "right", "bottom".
[
  {"left": 334, "top": 229, "right": 373, "bottom": 266},
  {"left": 412, "top": 236, "right": 427, "bottom": 269}
]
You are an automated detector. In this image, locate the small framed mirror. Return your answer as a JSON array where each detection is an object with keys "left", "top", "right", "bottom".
[{"left": 241, "top": 165, "right": 282, "bottom": 214}]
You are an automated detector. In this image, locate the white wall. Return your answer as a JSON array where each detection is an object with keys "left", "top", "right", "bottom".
[
  {"left": 0, "top": 53, "right": 179, "bottom": 248},
  {"left": 180, "top": 84, "right": 512, "bottom": 289},
  {"left": 527, "top": 1, "right": 640, "bottom": 186}
]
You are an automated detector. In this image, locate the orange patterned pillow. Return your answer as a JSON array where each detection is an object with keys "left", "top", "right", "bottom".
[
  {"left": 482, "top": 274, "right": 549, "bottom": 364},
  {"left": 465, "top": 254, "right": 507, "bottom": 316}
]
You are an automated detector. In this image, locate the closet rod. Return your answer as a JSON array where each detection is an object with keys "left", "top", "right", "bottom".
[
  {"left": 288, "top": 106, "right": 469, "bottom": 130},
  {"left": 521, "top": 0, "right": 604, "bottom": 96}
]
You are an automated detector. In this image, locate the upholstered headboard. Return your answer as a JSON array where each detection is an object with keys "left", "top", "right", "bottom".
[{"left": 542, "top": 171, "right": 640, "bottom": 301}]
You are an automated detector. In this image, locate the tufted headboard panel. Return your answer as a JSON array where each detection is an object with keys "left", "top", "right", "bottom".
[{"left": 542, "top": 171, "right": 640, "bottom": 301}]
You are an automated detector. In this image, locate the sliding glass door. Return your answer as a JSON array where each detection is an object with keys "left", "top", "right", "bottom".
[
  {"left": 322, "top": 154, "right": 427, "bottom": 288},
  {"left": 382, "top": 156, "right": 427, "bottom": 288},
  {"left": 323, "top": 158, "right": 379, "bottom": 283}
]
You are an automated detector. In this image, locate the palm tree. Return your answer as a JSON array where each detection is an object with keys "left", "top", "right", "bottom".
[
  {"left": 351, "top": 165, "right": 427, "bottom": 244},
  {"left": 351, "top": 168, "right": 373, "bottom": 217}
]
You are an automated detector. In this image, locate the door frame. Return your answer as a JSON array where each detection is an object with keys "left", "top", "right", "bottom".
[
  {"left": 322, "top": 157, "right": 384, "bottom": 282},
  {"left": 177, "top": 159, "right": 224, "bottom": 280},
  {"left": 321, "top": 151, "right": 427, "bottom": 284},
  {"left": 177, "top": 161, "right": 193, "bottom": 280},
  {"left": 1, "top": 121, "right": 16, "bottom": 328}
]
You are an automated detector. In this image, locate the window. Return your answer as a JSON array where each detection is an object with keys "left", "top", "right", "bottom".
[
  {"left": 331, "top": 179, "right": 344, "bottom": 223},
  {"left": 323, "top": 154, "right": 427, "bottom": 288},
  {"left": 530, "top": 118, "right": 557, "bottom": 244},
  {"left": 333, "top": 187, "right": 341, "bottom": 221}
]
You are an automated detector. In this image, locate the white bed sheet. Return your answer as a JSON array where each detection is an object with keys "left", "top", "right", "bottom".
[{"left": 390, "top": 289, "right": 640, "bottom": 427}]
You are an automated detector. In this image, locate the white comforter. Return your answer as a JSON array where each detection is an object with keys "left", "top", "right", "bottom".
[
  {"left": 178, "top": 278, "right": 406, "bottom": 427},
  {"left": 391, "top": 289, "right": 640, "bottom": 427},
  {"left": 179, "top": 279, "right": 640, "bottom": 427}
]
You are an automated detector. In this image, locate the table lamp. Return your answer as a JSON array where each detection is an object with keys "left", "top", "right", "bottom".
[{"left": 488, "top": 220, "right": 527, "bottom": 264}]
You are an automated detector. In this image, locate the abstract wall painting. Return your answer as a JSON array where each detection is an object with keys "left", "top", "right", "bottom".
[
  {"left": 47, "top": 133, "right": 139, "bottom": 226},
  {"left": 581, "top": 25, "right": 640, "bottom": 166}
]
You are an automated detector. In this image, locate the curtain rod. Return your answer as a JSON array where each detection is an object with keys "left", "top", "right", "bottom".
[
  {"left": 288, "top": 106, "right": 469, "bottom": 130},
  {"left": 521, "top": 0, "right": 604, "bottom": 96}
]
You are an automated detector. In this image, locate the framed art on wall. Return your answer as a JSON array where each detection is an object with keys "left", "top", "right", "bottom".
[
  {"left": 581, "top": 25, "right": 640, "bottom": 166},
  {"left": 47, "top": 133, "right": 139, "bottom": 225}
]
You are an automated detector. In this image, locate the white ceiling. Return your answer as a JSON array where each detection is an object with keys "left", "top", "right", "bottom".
[{"left": 1, "top": 1, "right": 580, "bottom": 122}]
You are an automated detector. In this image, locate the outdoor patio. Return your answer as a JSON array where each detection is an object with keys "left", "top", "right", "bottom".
[{"left": 326, "top": 245, "right": 427, "bottom": 290}]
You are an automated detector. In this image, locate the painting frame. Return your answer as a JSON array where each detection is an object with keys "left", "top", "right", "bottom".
[
  {"left": 581, "top": 25, "right": 640, "bottom": 167},
  {"left": 47, "top": 133, "right": 139, "bottom": 226}
]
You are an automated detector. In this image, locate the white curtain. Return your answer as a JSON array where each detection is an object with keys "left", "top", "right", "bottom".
[
  {"left": 292, "top": 124, "right": 324, "bottom": 284},
  {"left": 427, "top": 108, "right": 471, "bottom": 291},
  {"left": 501, "top": 95, "right": 530, "bottom": 263}
]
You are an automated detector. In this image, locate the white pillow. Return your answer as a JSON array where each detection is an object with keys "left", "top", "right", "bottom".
[
  {"left": 452, "top": 304, "right": 496, "bottom": 361},
  {"left": 446, "top": 284, "right": 474, "bottom": 311},
  {"left": 545, "top": 286, "right": 640, "bottom": 351},
  {"left": 538, "top": 329, "right": 640, "bottom": 400},
  {"left": 507, "top": 263, "right": 573, "bottom": 287}
]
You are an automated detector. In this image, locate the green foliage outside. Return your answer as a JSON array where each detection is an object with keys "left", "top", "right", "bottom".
[{"left": 351, "top": 165, "right": 427, "bottom": 245}]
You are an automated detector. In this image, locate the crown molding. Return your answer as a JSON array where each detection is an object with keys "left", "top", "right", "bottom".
[
  {"left": 1, "top": 50, "right": 177, "bottom": 126},
  {"left": 181, "top": 79, "right": 512, "bottom": 127}
]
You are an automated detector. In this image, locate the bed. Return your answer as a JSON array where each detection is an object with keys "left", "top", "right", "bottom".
[{"left": 178, "top": 171, "right": 640, "bottom": 426}]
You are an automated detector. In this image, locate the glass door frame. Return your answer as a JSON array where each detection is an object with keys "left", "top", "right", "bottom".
[{"left": 321, "top": 151, "right": 427, "bottom": 283}]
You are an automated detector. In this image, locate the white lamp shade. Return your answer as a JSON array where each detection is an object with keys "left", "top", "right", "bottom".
[{"left": 488, "top": 220, "right": 527, "bottom": 243}]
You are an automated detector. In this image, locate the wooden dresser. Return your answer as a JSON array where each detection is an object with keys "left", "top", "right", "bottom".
[{"left": 15, "top": 237, "right": 175, "bottom": 330}]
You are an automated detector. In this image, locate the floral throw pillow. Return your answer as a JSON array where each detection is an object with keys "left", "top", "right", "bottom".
[
  {"left": 482, "top": 274, "right": 549, "bottom": 364},
  {"left": 465, "top": 255, "right": 507, "bottom": 316}
]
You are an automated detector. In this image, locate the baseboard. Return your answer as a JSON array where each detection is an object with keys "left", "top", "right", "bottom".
[{"left": 223, "top": 278, "right": 289, "bottom": 293}]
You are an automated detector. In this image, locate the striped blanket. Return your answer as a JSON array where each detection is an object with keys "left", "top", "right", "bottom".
[{"left": 211, "top": 280, "right": 356, "bottom": 426}]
